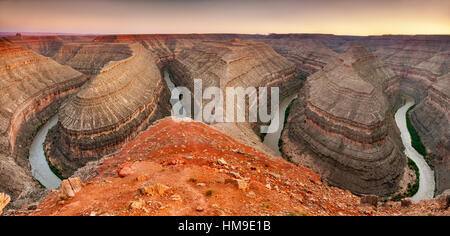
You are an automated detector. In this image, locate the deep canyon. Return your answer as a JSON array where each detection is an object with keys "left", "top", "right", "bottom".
[{"left": 0, "top": 34, "right": 448, "bottom": 216}]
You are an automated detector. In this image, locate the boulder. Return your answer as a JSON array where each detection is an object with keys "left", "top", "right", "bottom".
[{"left": 360, "top": 195, "right": 378, "bottom": 207}]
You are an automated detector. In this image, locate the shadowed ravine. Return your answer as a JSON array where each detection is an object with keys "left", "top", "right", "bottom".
[
  {"left": 263, "top": 94, "right": 297, "bottom": 156},
  {"left": 394, "top": 97, "right": 435, "bottom": 202}
]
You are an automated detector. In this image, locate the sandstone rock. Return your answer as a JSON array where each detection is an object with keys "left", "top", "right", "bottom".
[
  {"left": 139, "top": 182, "right": 169, "bottom": 196},
  {"left": 217, "top": 158, "right": 228, "bottom": 166},
  {"left": 52, "top": 43, "right": 132, "bottom": 75},
  {"left": 118, "top": 162, "right": 136, "bottom": 177},
  {"left": 437, "top": 191, "right": 450, "bottom": 209},
  {"left": 60, "top": 180, "right": 75, "bottom": 198},
  {"left": 263, "top": 38, "right": 339, "bottom": 76},
  {"left": 57, "top": 43, "right": 170, "bottom": 167},
  {"left": 0, "top": 193, "right": 11, "bottom": 215},
  {"left": 360, "top": 195, "right": 378, "bottom": 207},
  {"left": 60, "top": 177, "right": 83, "bottom": 198},
  {"left": 401, "top": 198, "right": 413, "bottom": 207},
  {"left": 170, "top": 39, "right": 299, "bottom": 125},
  {"left": 225, "top": 179, "right": 249, "bottom": 191},
  {"left": 68, "top": 177, "right": 83, "bottom": 193},
  {"left": 410, "top": 74, "right": 450, "bottom": 194},
  {"left": 281, "top": 47, "right": 405, "bottom": 196},
  {"left": 129, "top": 199, "right": 146, "bottom": 210}
]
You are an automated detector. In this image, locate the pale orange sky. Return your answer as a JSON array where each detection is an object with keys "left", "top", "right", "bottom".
[{"left": 0, "top": 0, "right": 449, "bottom": 35}]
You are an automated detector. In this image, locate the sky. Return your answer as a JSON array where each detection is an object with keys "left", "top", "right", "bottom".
[{"left": 0, "top": 0, "right": 449, "bottom": 35}]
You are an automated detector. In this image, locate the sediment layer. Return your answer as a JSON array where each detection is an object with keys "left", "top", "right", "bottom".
[
  {"left": 55, "top": 43, "right": 170, "bottom": 170},
  {"left": 52, "top": 43, "right": 132, "bottom": 75},
  {"left": 281, "top": 47, "right": 406, "bottom": 196},
  {"left": 410, "top": 74, "right": 450, "bottom": 194},
  {"left": 0, "top": 38, "right": 86, "bottom": 203}
]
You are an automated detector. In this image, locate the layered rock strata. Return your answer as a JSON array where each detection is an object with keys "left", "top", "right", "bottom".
[
  {"left": 14, "top": 117, "right": 448, "bottom": 216},
  {"left": 0, "top": 38, "right": 86, "bottom": 203},
  {"left": 262, "top": 38, "right": 340, "bottom": 76},
  {"left": 169, "top": 40, "right": 300, "bottom": 143},
  {"left": 52, "top": 43, "right": 132, "bottom": 75},
  {"left": 52, "top": 43, "right": 170, "bottom": 174},
  {"left": 281, "top": 47, "right": 406, "bottom": 196},
  {"left": 410, "top": 74, "right": 450, "bottom": 194}
]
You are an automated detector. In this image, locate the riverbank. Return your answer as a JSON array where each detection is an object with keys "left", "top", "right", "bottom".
[
  {"left": 29, "top": 116, "right": 62, "bottom": 189},
  {"left": 262, "top": 94, "right": 297, "bottom": 156},
  {"left": 394, "top": 97, "right": 435, "bottom": 202}
]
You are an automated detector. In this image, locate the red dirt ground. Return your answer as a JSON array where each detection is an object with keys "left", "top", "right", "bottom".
[{"left": 19, "top": 118, "right": 449, "bottom": 216}]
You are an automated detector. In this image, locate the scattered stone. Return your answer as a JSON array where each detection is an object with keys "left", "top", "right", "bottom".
[
  {"left": 269, "top": 172, "right": 280, "bottom": 180},
  {"left": 129, "top": 199, "right": 146, "bottom": 210},
  {"left": 170, "top": 194, "right": 182, "bottom": 201},
  {"left": 225, "top": 179, "right": 249, "bottom": 191},
  {"left": 217, "top": 158, "right": 227, "bottom": 166},
  {"left": 246, "top": 191, "right": 256, "bottom": 198},
  {"left": 27, "top": 203, "right": 38, "bottom": 211},
  {"left": 118, "top": 162, "right": 136, "bottom": 177},
  {"left": 266, "top": 184, "right": 272, "bottom": 190},
  {"left": 228, "top": 171, "right": 241, "bottom": 178},
  {"left": 136, "top": 175, "right": 147, "bottom": 182},
  {"left": 196, "top": 206, "right": 204, "bottom": 212},
  {"left": 360, "top": 195, "right": 378, "bottom": 207},
  {"left": 139, "top": 182, "right": 169, "bottom": 196}
]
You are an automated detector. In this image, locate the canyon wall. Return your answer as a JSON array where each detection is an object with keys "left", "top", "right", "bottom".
[
  {"left": 169, "top": 40, "right": 300, "bottom": 138},
  {"left": 52, "top": 43, "right": 132, "bottom": 75},
  {"left": 52, "top": 43, "right": 170, "bottom": 175},
  {"left": 339, "top": 35, "right": 450, "bottom": 194},
  {"left": 261, "top": 38, "right": 340, "bottom": 76},
  {"left": 0, "top": 38, "right": 87, "bottom": 203},
  {"left": 410, "top": 75, "right": 450, "bottom": 194},
  {"left": 281, "top": 46, "right": 406, "bottom": 196}
]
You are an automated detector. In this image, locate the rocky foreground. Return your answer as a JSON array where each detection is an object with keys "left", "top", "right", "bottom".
[{"left": 3, "top": 117, "right": 448, "bottom": 216}]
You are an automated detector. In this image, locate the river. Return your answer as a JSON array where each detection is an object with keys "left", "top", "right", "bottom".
[
  {"left": 263, "top": 94, "right": 297, "bottom": 156},
  {"left": 394, "top": 97, "right": 435, "bottom": 202},
  {"left": 29, "top": 115, "right": 61, "bottom": 189}
]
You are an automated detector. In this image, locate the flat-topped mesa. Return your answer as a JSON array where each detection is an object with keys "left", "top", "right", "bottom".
[
  {"left": 410, "top": 74, "right": 450, "bottom": 194},
  {"left": 281, "top": 52, "right": 406, "bottom": 196},
  {"left": 52, "top": 43, "right": 133, "bottom": 75},
  {"left": 0, "top": 39, "right": 86, "bottom": 202},
  {"left": 5, "top": 35, "right": 95, "bottom": 58},
  {"left": 56, "top": 43, "right": 170, "bottom": 168}
]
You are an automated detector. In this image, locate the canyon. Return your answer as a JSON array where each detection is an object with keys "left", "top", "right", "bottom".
[
  {"left": 280, "top": 46, "right": 406, "bottom": 196},
  {"left": 49, "top": 43, "right": 170, "bottom": 177},
  {"left": 0, "top": 34, "right": 448, "bottom": 216},
  {"left": 0, "top": 38, "right": 87, "bottom": 207}
]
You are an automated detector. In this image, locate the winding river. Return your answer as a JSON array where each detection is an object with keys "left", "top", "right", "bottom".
[
  {"left": 394, "top": 97, "right": 435, "bottom": 202},
  {"left": 29, "top": 71, "right": 435, "bottom": 203},
  {"left": 263, "top": 94, "right": 297, "bottom": 156},
  {"left": 29, "top": 115, "right": 61, "bottom": 189}
]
